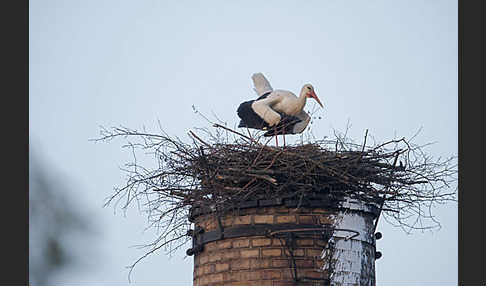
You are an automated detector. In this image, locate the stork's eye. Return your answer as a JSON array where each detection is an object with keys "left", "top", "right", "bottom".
[{"left": 307, "top": 86, "right": 312, "bottom": 90}]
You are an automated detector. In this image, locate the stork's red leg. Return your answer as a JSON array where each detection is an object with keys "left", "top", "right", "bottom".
[
  {"left": 275, "top": 135, "right": 278, "bottom": 147},
  {"left": 282, "top": 128, "right": 286, "bottom": 147}
]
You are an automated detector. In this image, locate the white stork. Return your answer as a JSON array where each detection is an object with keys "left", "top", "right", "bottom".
[{"left": 237, "top": 73, "right": 324, "bottom": 146}]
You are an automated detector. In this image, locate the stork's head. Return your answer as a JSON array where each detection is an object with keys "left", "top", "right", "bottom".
[{"left": 302, "top": 84, "right": 323, "bottom": 108}]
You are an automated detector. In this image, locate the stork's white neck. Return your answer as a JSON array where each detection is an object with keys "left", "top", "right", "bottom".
[{"left": 297, "top": 88, "right": 308, "bottom": 110}]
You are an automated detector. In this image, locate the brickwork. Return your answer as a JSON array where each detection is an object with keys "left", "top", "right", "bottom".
[{"left": 193, "top": 206, "right": 338, "bottom": 286}]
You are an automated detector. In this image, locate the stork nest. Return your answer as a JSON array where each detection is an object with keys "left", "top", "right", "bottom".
[
  {"left": 194, "top": 143, "right": 405, "bottom": 207},
  {"left": 94, "top": 123, "right": 457, "bottom": 269}
]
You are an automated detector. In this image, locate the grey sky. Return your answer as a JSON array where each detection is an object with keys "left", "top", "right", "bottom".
[{"left": 29, "top": 0, "right": 457, "bottom": 285}]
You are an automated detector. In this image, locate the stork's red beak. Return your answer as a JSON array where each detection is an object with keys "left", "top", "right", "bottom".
[{"left": 311, "top": 91, "right": 324, "bottom": 108}]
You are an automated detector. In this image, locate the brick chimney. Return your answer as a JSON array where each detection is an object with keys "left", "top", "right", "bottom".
[{"left": 188, "top": 195, "right": 381, "bottom": 286}]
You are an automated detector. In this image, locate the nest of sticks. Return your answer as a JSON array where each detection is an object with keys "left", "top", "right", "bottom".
[{"left": 94, "top": 122, "right": 457, "bottom": 270}]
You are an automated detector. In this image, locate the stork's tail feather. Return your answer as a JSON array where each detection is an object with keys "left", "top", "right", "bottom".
[{"left": 251, "top": 73, "right": 273, "bottom": 97}]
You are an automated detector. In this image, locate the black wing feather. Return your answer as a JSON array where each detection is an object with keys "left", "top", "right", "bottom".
[{"left": 236, "top": 91, "right": 273, "bottom": 130}]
